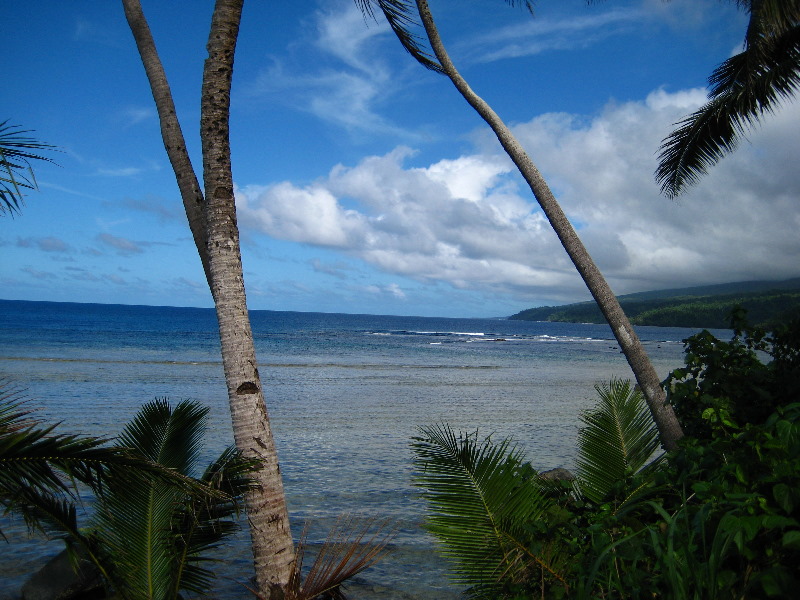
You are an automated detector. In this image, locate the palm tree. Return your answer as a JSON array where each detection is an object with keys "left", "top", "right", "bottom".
[
  {"left": 410, "top": 378, "right": 662, "bottom": 598},
  {"left": 0, "top": 121, "right": 55, "bottom": 216},
  {"left": 1, "top": 383, "right": 262, "bottom": 599},
  {"left": 85, "top": 398, "right": 260, "bottom": 600},
  {"left": 357, "top": 0, "right": 685, "bottom": 450},
  {"left": 0, "top": 380, "right": 175, "bottom": 542},
  {"left": 656, "top": 0, "right": 800, "bottom": 197},
  {"left": 120, "top": 1, "right": 295, "bottom": 595}
]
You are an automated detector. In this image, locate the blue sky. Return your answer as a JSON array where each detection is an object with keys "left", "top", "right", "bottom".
[{"left": 3, "top": 0, "right": 799, "bottom": 318}]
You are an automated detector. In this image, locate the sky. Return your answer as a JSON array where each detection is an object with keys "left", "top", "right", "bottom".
[{"left": 2, "top": 0, "right": 798, "bottom": 318}]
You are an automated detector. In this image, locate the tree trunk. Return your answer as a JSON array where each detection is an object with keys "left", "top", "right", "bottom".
[
  {"left": 414, "top": 0, "right": 684, "bottom": 451},
  {"left": 200, "top": 1, "right": 295, "bottom": 595},
  {"left": 122, "top": 0, "right": 295, "bottom": 595},
  {"left": 121, "top": 0, "right": 210, "bottom": 284}
]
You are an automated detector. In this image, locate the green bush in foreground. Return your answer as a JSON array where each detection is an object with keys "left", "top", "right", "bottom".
[{"left": 413, "top": 315, "right": 800, "bottom": 598}]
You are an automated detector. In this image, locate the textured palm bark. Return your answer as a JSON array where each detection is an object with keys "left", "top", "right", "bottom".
[
  {"left": 122, "top": 0, "right": 295, "bottom": 595},
  {"left": 121, "top": 0, "right": 210, "bottom": 284},
  {"left": 415, "top": 0, "right": 684, "bottom": 451},
  {"left": 200, "top": 1, "right": 295, "bottom": 594}
]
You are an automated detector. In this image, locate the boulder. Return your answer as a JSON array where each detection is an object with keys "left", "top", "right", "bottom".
[
  {"left": 538, "top": 467, "right": 575, "bottom": 481},
  {"left": 21, "top": 547, "right": 104, "bottom": 600}
]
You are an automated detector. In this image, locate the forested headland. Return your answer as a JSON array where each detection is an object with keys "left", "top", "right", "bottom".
[{"left": 509, "top": 278, "right": 800, "bottom": 329}]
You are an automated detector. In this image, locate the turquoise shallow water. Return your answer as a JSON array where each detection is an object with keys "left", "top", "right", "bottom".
[{"left": 0, "top": 299, "right": 727, "bottom": 598}]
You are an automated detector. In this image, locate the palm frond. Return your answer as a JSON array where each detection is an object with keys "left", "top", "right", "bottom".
[
  {"left": 354, "top": 1, "right": 533, "bottom": 74},
  {"left": 0, "top": 120, "right": 57, "bottom": 215},
  {"left": 576, "top": 379, "right": 661, "bottom": 504},
  {"left": 0, "top": 380, "right": 124, "bottom": 536},
  {"left": 118, "top": 397, "right": 207, "bottom": 473},
  {"left": 92, "top": 398, "right": 247, "bottom": 599},
  {"left": 286, "top": 515, "right": 395, "bottom": 600},
  {"left": 170, "top": 447, "right": 260, "bottom": 596},
  {"left": 656, "top": 3, "right": 800, "bottom": 197},
  {"left": 412, "top": 423, "right": 558, "bottom": 595}
]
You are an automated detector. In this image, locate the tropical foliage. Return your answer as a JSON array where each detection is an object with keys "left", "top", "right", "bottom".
[
  {"left": 412, "top": 378, "right": 662, "bottom": 598},
  {"left": 412, "top": 315, "right": 800, "bottom": 598},
  {"left": 656, "top": 0, "right": 800, "bottom": 197},
  {"left": 0, "top": 120, "right": 56, "bottom": 216},
  {"left": 1, "top": 387, "right": 261, "bottom": 600},
  {"left": 1, "top": 380, "right": 174, "bottom": 540},
  {"left": 81, "top": 398, "right": 260, "bottom": 600}
]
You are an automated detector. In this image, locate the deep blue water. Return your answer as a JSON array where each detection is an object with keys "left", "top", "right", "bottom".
[{"left": 0, "top": 299, "right": 728, "bottom": 599}]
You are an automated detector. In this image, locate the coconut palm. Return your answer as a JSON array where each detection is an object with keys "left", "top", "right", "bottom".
[
  {"left": 411, "top": 378, "right": 663, "bottom": 598},
  {"left": 121, "top": 1, "right": 295, "bottom": 594},
  {"left": 656, "top": 0, "right": 800, "bottom": 197},
  {"left": 1, "top": 383, "right": 259, "bottom": 599},
  {"left": 84, "top": 398, "right": 260, "bottom": 600},
  {"left": 357, "top": 0, "right": 685, "bottom": 450},
  {"left": 0, "top": 121, "right": 55, "bottom": 216},
  {"left": 0, "top": 380, "right": 173, "bottom": 541},
  {"left": 575, "top": 378, "right": 661, "bottom": 504}
]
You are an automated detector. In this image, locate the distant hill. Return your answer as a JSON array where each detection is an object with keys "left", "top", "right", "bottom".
[{"left": 509, "top": 278, "right": 800, "bottom": 329}]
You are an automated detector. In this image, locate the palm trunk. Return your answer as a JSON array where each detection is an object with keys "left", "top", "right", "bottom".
[
  {"left": 415, "top": 0, "right": 684, "bottom": 451},
  {"left": 122, "top": 0, "right": 295, "bottom": 595},
  {"left": 121, "top": 0, "right": 210, "bottom": 284},
  {"left": 200, "top": 1, "right": 295, "bottom": 594}
]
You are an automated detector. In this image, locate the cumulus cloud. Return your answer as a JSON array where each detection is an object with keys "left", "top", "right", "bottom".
[
  {"left": 237, "top": 88, "right": 800, "bottom": 304},
  {"left": 508, "top": 90, "right": 800, "bottom": 291}
]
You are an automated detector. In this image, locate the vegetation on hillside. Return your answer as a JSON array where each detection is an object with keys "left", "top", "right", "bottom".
[{"left": 510, "top": 282, "right": 800, "bottom": 329}]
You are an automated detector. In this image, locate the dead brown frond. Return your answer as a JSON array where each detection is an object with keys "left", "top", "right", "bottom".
[
  {"left": 241, "top": 515, "right": 395, "bottom": 600},
  {"left": 287, "top": 514, "right": 396, "bottom": 600}
]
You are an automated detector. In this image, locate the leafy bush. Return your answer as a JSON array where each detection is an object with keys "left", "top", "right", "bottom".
[{"left": 413, "top": 314, "right": 800, "bottom": 598}]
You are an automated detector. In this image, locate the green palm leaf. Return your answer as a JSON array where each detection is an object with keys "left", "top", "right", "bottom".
[
  {"left": 0, "top": 381, "right": 161, "bottom": 539},
  {"left": 2, "top": 384, "right": 246, "bottom": 599},
  {"left": 576, "top": 379, "right": 661, "bottom": 504},
  {"left": 169, "top": 446, "right": 260, "bottom": 596},
  {"left": 91, "top": 398, "right": 253, "bottom": 600},
  {"left": 0, "top": 120, "right": 56, "bottom": 215},
  {"left": 656, "top": 1, "right": 800, "bottom": 197},
  {"left": 412, "top": 423, "right": 560, "bottom": 597},
  {"left": 354, "top": 1, "right": 533, "bottom": 74}
]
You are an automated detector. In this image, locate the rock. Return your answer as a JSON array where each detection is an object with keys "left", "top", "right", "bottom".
[
  {"left": 21, "top": 547, "right": 104, "bottom": 600},
  {"left": 538, "top": 467, "right": 575, "bottom": 481}
]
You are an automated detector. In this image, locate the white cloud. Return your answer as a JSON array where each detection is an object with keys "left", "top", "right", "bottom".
[
  {"left": 461, "top": 7, "right": 643, "bottom": 64},
  {"left": 237, "top": 88, "right": 800, "bottom": 305},
  {"left": 245, "top": 2, "right": 410, "bottom": 136}
]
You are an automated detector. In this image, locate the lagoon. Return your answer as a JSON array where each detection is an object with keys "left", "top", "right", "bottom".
[{"left": 0, "top": 299, "right": 727, "bottom": 599}]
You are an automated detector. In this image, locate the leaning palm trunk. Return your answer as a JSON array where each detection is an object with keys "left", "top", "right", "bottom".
[
  {"left": 121, "top": 0, "right": 295, "bottom": 595},
  {"left": 413, "top": 0, "right": 683, "bottom": 450}
]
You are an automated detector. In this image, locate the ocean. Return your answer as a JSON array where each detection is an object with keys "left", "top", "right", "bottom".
[{"left": 0, "top": 299, "right": 727, "bottom": 599}]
